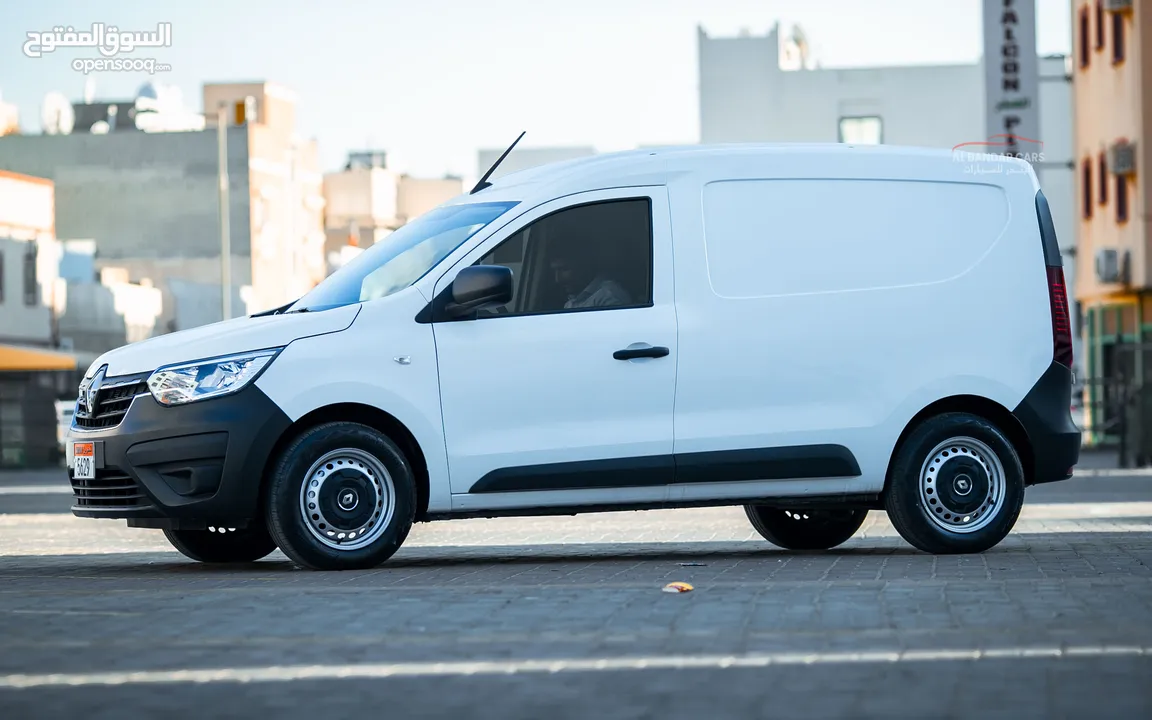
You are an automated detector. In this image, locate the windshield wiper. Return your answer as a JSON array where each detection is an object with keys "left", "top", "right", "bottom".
[
  {"left": 284, "top": 307, "right": 311, "bottom": 314},
  {"left": 251, "top": 299, "right": 297, "bottom": 317}
]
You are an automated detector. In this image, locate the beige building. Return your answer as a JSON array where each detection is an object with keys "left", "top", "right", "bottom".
[
  {"left": 205, "top": 82, "right": 328, "bottom": 312},
  {"left": 0, "top": 95, "right": 17, "bottom": 137},
  {"left": 0, "top": 80, "right": 326, "bottom": 331},
  {"left": 1072, "top": 0, "right": 1143, "bottom": 440},
  {"left": 322, "top": 151, "right": 462, "bottom": 272}
]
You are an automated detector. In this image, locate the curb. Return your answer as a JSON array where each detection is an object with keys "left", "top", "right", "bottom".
[{"left": 1073, "top": 468, "right": 1152, "bottom": 477}]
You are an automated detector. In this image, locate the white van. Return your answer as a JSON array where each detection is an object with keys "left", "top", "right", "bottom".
[{"left": 66, "top": 144, "right": 1080, "bottom": 570}]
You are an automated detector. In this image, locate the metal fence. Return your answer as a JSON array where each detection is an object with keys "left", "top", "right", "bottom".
[{"left": 1080, "top": 374, "right": 1152, "bottom": 468}]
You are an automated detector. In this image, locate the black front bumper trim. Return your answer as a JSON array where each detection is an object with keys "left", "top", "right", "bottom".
[{"left": 69, "top": 385, "right": 292, "bottom": 527}]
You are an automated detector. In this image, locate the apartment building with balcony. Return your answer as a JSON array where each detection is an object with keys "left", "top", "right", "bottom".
[{"left": 1072, "top": 0, "right": 1144, "bottom": 441}]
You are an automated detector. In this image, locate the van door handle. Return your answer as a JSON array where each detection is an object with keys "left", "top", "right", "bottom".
[{"left": 613, "top": 344, "right": 670, "bottom": 361}]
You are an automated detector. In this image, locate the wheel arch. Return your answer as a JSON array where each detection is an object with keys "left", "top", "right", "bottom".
[
  {"left": 260, "top": 403, "right": 431, "bottom": 521},
  {"left": 883, "top": 395, "right": 1033, "bottom": 494}
]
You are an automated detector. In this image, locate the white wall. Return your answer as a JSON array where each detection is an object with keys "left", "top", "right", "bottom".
[
  {"left": 0, "top": 237, "right": 53, "bottom": 345},
  {"left": 698, "top": 26, "right": 1080, "bottom": 372},
  {"left": 396, "top": 175, "right": 463, "bottom": 223},
  {"left": 322, "top": 167, "right": 398, "bottom": 230},
  {"left": 476, "top": 146, "right": 596, "bottom": 182}
]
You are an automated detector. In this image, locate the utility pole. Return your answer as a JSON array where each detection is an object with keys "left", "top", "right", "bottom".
[{"left": 216, "top": 103, "right": 232, "bottom": 322}]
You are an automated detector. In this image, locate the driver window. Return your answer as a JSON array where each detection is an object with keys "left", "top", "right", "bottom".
[{"left": 473, "top": 198, "right": 652, "bottom": 318}]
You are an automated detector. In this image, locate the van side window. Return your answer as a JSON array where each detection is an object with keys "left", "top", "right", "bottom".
[{"left": 473, "top": 198, "right": 653, "bottom": 317}]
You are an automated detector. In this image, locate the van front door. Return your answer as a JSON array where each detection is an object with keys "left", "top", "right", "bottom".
[{"left": 431, "top": 188, "right": 677, "bottom": 507}]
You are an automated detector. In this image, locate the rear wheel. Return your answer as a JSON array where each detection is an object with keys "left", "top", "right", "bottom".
[
  {"left": 163, "top": 524, "right": 277, "bottom": 563},
  {"left": 744, "top": 506, "right": 868, "bottom": 550},
  {"left": 884, "top": 412, "right": 1025, "bottom": 554},
  {"left": 265, "top": 422, "right": 415, "bottom": 571}
]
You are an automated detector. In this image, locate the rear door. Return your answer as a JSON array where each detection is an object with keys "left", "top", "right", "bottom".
[{"left": 431, "top": 188, "right": 678, "bottom": 502}]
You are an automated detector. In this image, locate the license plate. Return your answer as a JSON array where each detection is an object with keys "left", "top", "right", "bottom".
[{"left": 73, "top": 442, "right": 95, "bottom": 480}]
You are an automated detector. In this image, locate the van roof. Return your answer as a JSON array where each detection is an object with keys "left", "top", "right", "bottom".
[{"left": 467, "top": 143, "right": 1037, "bottom": 201}]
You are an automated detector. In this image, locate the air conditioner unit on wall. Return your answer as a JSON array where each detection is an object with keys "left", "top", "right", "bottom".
[
  {"left": 1096, "top": 248, "right": 1130, "bottom": 285},
  {"left": 1110, "top": 141, "right": 1137, "bottom": 175},
  {"left": 1105, "top": 0, "right": 1133, "bottom": 12}
]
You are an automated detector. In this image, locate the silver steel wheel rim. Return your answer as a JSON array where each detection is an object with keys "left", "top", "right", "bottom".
[
  {"left": 918, "top": 436, "right": 1005, "bottom": 534},
  {"left": 299, "top": 448, "right": 395, "bottom": 551}
]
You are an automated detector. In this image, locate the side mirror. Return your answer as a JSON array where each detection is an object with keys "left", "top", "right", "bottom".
[{"left": 444, "top": 265, "right": 513, "bottom": 318}]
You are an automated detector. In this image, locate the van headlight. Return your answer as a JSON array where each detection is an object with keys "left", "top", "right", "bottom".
[{"left": 147, "top": 349, "right": 281, "bottom": 406}]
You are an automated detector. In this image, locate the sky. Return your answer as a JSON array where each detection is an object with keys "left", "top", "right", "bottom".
[{"left": 1, "top": 0, "right": 1073, "bottom": 179}]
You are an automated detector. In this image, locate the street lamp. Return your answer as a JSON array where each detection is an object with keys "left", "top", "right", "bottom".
[{"left": 216, "top": 103, "right": 231, "bottom": 322}]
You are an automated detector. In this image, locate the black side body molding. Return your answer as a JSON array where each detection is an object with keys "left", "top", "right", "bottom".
[
  {"left": 1011, "top": 360, "right": 1081, "bottom": 484},
  {"left": 675, "top": 445, "right": 860, "bottom": 485},
  {"left": 468, "top": 444, "right": 861, "bottom": 494},
  {"left": 426, "top": 492, "right": 883, "bottom": 522}
]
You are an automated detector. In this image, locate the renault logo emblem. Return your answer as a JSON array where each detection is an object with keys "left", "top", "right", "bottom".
[
  {"left": 82, "top": 367, "right": 105, "bottom": 413},
  {"left": 338, "top": 491, "right": 359, "bottom": 511}
]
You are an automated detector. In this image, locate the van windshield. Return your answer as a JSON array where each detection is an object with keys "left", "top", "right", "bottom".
[{"left": 288, "top": 201, "right": 519, "bottom": 312}]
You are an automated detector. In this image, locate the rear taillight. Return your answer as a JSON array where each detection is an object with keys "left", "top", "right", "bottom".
[{"left": 1047, "top": 265, "right": 1073, "bottom": 368}]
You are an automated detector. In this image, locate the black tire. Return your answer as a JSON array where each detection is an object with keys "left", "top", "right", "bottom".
[
  {"left": 884, "top": 412, "right": 1025, "bottom": 554},
  {"left": 265, "top": 422, "right": 415, "bottom": 571},
  {"left": 744, "top": 506, "right": 868, "bottom": 550},
  {"left": 163, "top": 524, "right": 277, "bottom": 563}
]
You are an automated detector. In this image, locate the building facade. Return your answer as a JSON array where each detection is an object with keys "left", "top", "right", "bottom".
[
  {"left": 1072, "top": 0, "right": 1144, "bottom": 443},
  {"left": 698, "top": 23, "right": 1079, "bottom": 370},
  {"left": 0, "top": 81, "right": 325, "bottom": 332},
  {"left": 207, "top": 82, "right": 327, "bottom": 313},
  {"left": 322, "top": 152, "right": 462, "bottom": 273},
  {"left": 0, "top": 170, "right": 75, "bottom": 468},
  {"left": 0, "top": 170, "right": 60, "bottom": 348}
]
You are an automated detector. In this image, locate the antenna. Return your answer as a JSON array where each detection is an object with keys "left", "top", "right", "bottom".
[{"left": 470, "top": 131, "right": 525, "bottom": 194}]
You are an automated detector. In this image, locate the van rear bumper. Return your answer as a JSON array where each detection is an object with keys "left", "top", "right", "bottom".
[
  {"left": 1012, "top": 361, "right": 1081, "bottom": 485},
  {"left": 66, "top": 385, "right": 291, "bottom": 529}
]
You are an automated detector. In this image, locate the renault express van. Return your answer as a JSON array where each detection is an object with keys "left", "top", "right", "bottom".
[{"left": 66, "top": 144, "right": 1080, "bottom": 570}]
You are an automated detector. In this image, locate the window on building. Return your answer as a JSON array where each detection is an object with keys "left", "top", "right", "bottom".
[
  {"left": 1117, "top": 174, "right": 1129, "bottom": 223},
  {"left": 1079, "top": 6, "right": 1091, "bottom": 68},
  {"left": 1095, "top": 1, "right": 1105, "bottom": 49},
  {"left": 1082, "top": 159, "right": 1094, "bottom": 218},
  {"left": 838, "top": 116, "right": 883, "bottom": 145},
  {"left": 1112, "top": 11, "right": 1126, "bottom": 64},
  {"left": 22, "top": 241, "right": 37, "bottom": 307},
  {"left": 1099, "top": 153, "right": 1109, "bottom": 205},
  {"left": 473, "top": 198, "right": 653, "bottom": 317}
]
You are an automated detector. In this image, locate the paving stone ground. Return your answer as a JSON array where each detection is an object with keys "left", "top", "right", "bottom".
[{"left": 1, "top": 470, "right": 1151, "bottom": 719}]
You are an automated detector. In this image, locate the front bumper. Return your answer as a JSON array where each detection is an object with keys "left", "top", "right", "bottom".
[{"left": 67, "top": 384, "right": 292, "bottom": 529}]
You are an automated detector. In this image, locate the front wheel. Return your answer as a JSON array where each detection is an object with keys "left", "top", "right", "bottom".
[
  {"left": 163, "top": 524, "right": 278, "bottom": 563},
  {"left": 265, "top": 422, "right": 416, "bottom": 571},
  {"left": 744, "top": 506, "right": 868, "bottom": 550},
  {"left": 884, "top": 412, "right": 1025, "bottom": 554}
]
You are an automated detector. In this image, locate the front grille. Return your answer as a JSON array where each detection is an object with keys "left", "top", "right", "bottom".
[
  {"left": 73, "top": 375, "right": 150, "bottom": 430},
  {"left": 70, "top": 469, "right": 152, "bottom": 509}
]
